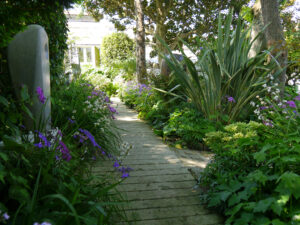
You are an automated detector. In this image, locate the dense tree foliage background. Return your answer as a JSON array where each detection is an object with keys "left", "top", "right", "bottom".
[{"left": 0, "top": 0, "right": 78, "bottom": 87}]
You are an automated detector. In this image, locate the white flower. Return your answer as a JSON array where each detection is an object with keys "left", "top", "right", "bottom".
[
  {"left": 267, "top": 87, "right": 271, "bottom": 92},
  {"left": 274, "top": 96, "right": 279, "bottom": 101},
  {"left": 278, "top": 102, "right": 282, "bottom": 106},
  {"left": 254, "top": 109, "right": 260, "bottom": 115},
  {"left": 276, "top": 89, "right": 280, "bottom": 94},
  {"left": 262, "top": 84, "right": 267, "bottom": 88},
  {"left": 250, "top": 101, "right": 255, "bottom": 106},
  {"left": 274, "top": 83, "right": 278, "bottom": 86}
]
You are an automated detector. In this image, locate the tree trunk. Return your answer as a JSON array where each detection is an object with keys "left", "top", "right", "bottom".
[
  {"left": 261, "top": 0, "right": 287, "bottom": 93},
  {"left": 155, "top": 0, "right": 168, "bottom": 66},
  {"left": 249, "top": 0, "right": 267, "bottom": 58},
  {"left": 134, "top": 0, "right": 146, "bottom": 83},
  {"left": 156, "top": 22, "right": 167, "bottom": 65}
]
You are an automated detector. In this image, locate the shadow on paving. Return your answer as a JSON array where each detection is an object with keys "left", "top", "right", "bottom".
[{"left": 94, "top": 97, "right": 224, "bottom": 225}]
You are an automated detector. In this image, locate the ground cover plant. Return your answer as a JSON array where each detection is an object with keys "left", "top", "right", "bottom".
[
  {"left": 0, "top": 77, "right": 130, "bottom": 224},
  {"left": 199, "top": 84, "right": 300, "bottom": 224}
]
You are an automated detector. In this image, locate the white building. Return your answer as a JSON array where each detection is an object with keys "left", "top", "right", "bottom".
[{"left": 65, "top": 7, "right": 119, "bottom": 67}]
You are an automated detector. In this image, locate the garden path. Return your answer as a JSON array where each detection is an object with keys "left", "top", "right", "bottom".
[{"left": 94, "top": 97, "right": 223, "bottom": 225}]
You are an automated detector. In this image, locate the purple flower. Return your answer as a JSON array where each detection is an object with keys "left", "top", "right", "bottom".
[
  {"left": 3, "top": 212, "right": 10, "bottom": 220},
  {"left": 92, "top": 156, "right": 97, "bottom": 160},
  {"left": 108, "top": 105, "right": 117, "bottom": 114},
  {"left": 260, "top": 106, "right": 268, "bottom": 110},
  {"left": 113, "top": 161, "right": 120, "bottom": 168},
  {"left": 121, "top": 172, "right": 129, "bottom": 178},
  {"left": 91, "top": 91, "right": 98, "bottom": 96},
  {"left": 287, "top": 100, "right": 296, "bottom": 108},
  {"left": 79, "top": 129, "right": 100, "bottom": 148},
  {"left": 34, "top": 131, "right": 51, "bottom": 148},
  {"left": 38, "top": 132, "right": 51, "bottom": 147},
  {"left": 105, "top": 96, "right": 110, "bottom": 103},
  {"left": 295, "top": 95, "right": 300, "bottom": 101},
  {"left": 68, "top": 118, "right": 75, "bottom": 124},
  {"left": 34, "top": 142, "right": 43, "bottom": 148},
  {"left": 34, "top": 222, "right": 52, "bottom": 225},
  {"left": 88, "top": 96, "right": 92, "bottom": 99},
  {"left": 36, "top": 87, "right": 46, "bottom": 104},
  {"left": 57, "top": 141, "right": 71, "bottom": 161},
  {"left": 227, "top": 96, "right": 236, "bottom": 103},
  {"left": 57, "top": 130, "right": 63, "bottom": 137},
  {"left": 263, "top": 120, "right": 274, "bottom": 127}
]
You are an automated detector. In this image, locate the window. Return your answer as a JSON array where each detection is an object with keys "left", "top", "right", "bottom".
[
  {"left": 86, "top": 48, "right": 92, "bottom": 62},
  {"left": 77, "top": 47, "right": 93, "bottom": 64},
  {"left": 78, "top": 47, "right": 84, "bottom": 62}
]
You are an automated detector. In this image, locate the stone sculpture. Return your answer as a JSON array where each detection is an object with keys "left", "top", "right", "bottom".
[{"left": 8, "top": 25, "right": 51, "bottom": 130}]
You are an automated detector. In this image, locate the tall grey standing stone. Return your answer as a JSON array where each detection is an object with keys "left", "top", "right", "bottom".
[{"left": 8, "top": 25, "right": 51, "bottom": 130}]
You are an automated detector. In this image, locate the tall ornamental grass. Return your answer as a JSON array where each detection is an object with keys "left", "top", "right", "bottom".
[{"left": 160, "top": 10, "right": 282, "bottom": 122}]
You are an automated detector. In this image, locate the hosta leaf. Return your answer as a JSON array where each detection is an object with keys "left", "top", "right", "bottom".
[
  {"left": 0, "top": 152, "right": 8, "bottom": 161},
  {"left": 253, "top": 197, "right": 275, "bottom": 213},
  {"left": 271, "top": 195, "right": 289, "bottom": 216},
  {"left": 9, "top": 185, "right": 30, "bottom": 204},
  {"left": 275, "top": 172, "right": 300, "bottom": 199},
  {"left": 208, "top": 194, "right": 221, "bottom": 207},
  {"left": 271, "top": 219, "right": 286, "bottom": 225},
  {"left": 247, "top": 170, "right": 268, "bottom": 185},
  {"left": 253, "top": 151, "right": 266, "bottom": 163},
  {"left": 0, "top": 96, "right": 9, "bottom": 107},
  {"left": 219, "top": 191, "right": 232, "bottom": 201},
  {"left": 253, "top": 215, "right": 271, "bottom": 225},
  {"left": 228, "top": 193, "right": 240, "bottom": 207},
  {"left": 233, "top": 212, "right": 253, "bottom": 225}
]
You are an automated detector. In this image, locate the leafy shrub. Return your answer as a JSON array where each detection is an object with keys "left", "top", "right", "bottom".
[
  {"left": 163, "top": 106, "right": 216, "bottom": 149},
  {"left": 200, "top": 93, "right": 300, "bottom": 224},
  {"left": 121, "top": 81, "right": 218, "bottom": 147},
  {"left": 0, "top": 81, "right": 128, "bottom": 224},
  {"left": 52, "top": 78, "right": 120, "bottom": 153},
  {"left": 160, "top": 10, "right": 281, "bottom": 122},
  {"left": 101, "top": 33, "right": 135, "bottom": 66},
  {"left": 121, "top": 81, "right": 171, "bottom": 134},
  {"left": 81, "top": 67, "right": 119, "bottom": 96}
]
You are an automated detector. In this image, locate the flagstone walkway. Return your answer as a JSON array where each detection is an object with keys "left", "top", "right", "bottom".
[{"left": 96, "top": 97, "right": 223, "bottom": 225}]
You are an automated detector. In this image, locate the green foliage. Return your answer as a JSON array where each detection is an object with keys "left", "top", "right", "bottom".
[
  {"left": 0, "top": 81, "right": 126, "bottom": 224},
  {"left": 81, "top": 67, "right": 119, "bottom": 96},
  {"left": 200, "top": 115, "right": 300, "bottom": 224},
  {"left": 83, "top": 0, "right": 248, "bottom": 57},
  {"left": 0, "top": 0, "right": 74, "bottom": 79},
  {"left": 160, "top": 10, "right": 281, "bottom": 122},
  {"left": 163, "top": 106, "right": 216, "bottom": 149},
  {"left": 101, "top": 33, "right": 135, "bottom": 66}
]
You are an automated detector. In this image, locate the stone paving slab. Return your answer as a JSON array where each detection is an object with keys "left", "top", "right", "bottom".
[{"left": 94, "top": 97, "right": 223, "bottom": 225}]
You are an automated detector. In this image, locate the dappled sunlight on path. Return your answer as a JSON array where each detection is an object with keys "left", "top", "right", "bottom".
[{"left": 95, "top": 97, "right": 223, "bottom": 225}]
